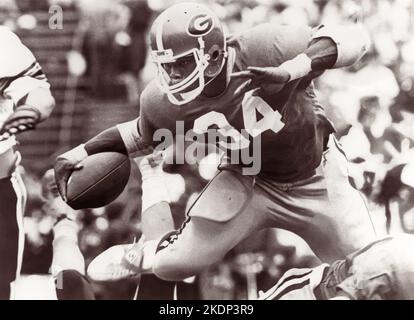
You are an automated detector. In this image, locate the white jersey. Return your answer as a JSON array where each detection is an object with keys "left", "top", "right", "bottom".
[{"left": 0, "top": 26, "right": 50, "bottom": 153}]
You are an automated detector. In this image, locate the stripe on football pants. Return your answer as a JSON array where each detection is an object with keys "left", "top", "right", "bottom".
[
  {"left": 0, "top": 166, "right": 26, "bottom": 300},
  {"left": 9, "top": 170, "right": 26, "bottom": 299},
  {"left": 261, "top": 269, "right": 313, "bottom": 300},
  {"left": 272, "top": 279, "right": 311, "bottom": 300}
]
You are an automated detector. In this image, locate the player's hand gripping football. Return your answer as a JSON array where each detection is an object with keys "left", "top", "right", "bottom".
[
  {"left": 54, "top": 145, "right": 88, "bottom": 202},
  {"left": 0, "top": 105, "right": 42, "bottom": 141},
  {"left": 231, "top": 66, "right": 290, "bottom": 96}
]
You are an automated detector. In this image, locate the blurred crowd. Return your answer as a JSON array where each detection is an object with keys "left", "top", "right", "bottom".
[{"left": 1, "top": 0, "right": 414, "bottom": 299}]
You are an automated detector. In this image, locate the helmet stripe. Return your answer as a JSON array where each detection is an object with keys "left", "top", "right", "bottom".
[{"left": 156, "top": 14, "right": 165, "bottom": 51}]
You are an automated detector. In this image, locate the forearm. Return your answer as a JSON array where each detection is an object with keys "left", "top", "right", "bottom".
[
  {"left": 84, "top": 126, "right": 129, "bottom": 155},
  {"left": 57, "top": 119, "right": 154, "bottom": 180},
  {"left": 56, "top": 126, "right": 128, "bottom": 165},
  {"left": 83, "top": 119, "right": 153, "bottom": 156},
  {"left": 305, "top": 37, "right": 337, "bottom": 73},
  {"left": 280, "top": 24, "right": 370, "bottom": 81}
]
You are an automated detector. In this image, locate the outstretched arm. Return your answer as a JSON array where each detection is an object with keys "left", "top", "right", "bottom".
[{"left": 231, "top": 24, "right": 370, "bottom": 90}]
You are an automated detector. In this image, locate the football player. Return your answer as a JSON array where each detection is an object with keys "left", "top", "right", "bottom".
[
  {"left": 56, "top": 2, "right": 376, "bottom": 282},
  {"left": 0, "top": 26, "right": 55, "bottom": 299},
  {"left": 260, "top": 233, "right": 414, "bottom": 300}
]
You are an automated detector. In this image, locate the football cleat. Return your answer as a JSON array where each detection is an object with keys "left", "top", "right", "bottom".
[{"left": 87, "top": 240, "right": 144, "bottom": 282}]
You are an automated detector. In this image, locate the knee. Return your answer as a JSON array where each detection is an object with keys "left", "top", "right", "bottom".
[{"left": 152, "top": 249, "right": 204, "bottom": 282}]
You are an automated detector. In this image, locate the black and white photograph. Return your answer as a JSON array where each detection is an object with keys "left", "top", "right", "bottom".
[{"left": 1, "top": 0, "right": 414, "bottom": 308}]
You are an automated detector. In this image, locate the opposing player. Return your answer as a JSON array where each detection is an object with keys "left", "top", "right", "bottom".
[
  {"left": 260, "top": 234, "right": 414, "bottom": 300},
  {"left": 264, "top": 162, "right": 414, "bottom": 300},
  {"left": 0, "top": 26, "right": 55, "bottom": 299},
  {"left": 56, "top": 2, "right": 376, "bottom": 281}
]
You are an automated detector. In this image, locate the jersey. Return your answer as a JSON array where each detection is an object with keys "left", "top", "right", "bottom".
[
  {"left": 139, "top": 23, "right": 335, "bottom": 182},
  {"left": 0, "top": 26, "right": 50, "bottom": 154}
]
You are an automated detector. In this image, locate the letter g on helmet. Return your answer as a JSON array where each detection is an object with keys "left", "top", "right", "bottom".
[{"left": 187, "top": 14, "right": 214, "bottom": 37}]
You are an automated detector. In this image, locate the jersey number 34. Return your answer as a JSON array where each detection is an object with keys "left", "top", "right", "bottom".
[{"left": 193, "top": 91, "right": 285, "bottom": 150}]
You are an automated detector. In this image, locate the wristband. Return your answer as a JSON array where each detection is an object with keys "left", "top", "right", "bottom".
[
  {"left": 279, "top": 53, "right": 312, "bottom": 81},
  {"left": 59, "top": 144, "right": 88, "bottom": 163}
]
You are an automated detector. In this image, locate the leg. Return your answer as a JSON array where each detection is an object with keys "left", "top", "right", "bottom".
[
  {"left": 255, "top": 134, "right": 377, "bottom": 263},
  {"left": 136, "top": 274, "right": 176, "bottom": 300},
  {"left": 51, "top": 219, "right": 85, "bottom": 277},
  {"left": 136, "top": 156, "right": 178, "bottom": 299},
  {"left": 135, "top": 202, "right": 176, "bottom": 300},
  {"left": 0, "top": 150, "right": 25, "bottom": 300},
  {"left": 315, "top": 135, "right": 377, "bottom": 254},
  {"left": 55, "top": 270, "right": 95, "bottom": 300},
  {"left": 52, "top": 218, "right": 95, "bottom": 300},
  {"left": 152, "top": 170, "right": 269, "bottom": 281}
]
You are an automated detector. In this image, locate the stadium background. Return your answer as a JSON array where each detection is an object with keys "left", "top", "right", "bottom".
[{"left": 1, "top": 0, "right": 413, "bottom": 299}]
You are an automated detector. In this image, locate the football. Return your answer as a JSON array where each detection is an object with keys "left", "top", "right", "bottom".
[{"left": 66, "top": 152, "right": 131, "bottom": 210}]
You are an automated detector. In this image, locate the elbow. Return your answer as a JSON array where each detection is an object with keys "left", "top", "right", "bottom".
[
  {"left": 351, "top": 25, "right": 371, "bottom": 62},
  {"left": 38, "top": 90, "right": 56, "bottom": 121},
  {"left": 312, "top": 24, "right": 371, "bottom": 68},
  {"left": 337, "top": 25, "right": 371, "bottom": 68},
  {"left": 49, "top": 94, "right": 56, "bottom": 112},
  {"left": 46, "top": 94, "right": 56, "bottom": 117},
  {"left": 24, "top": 86, "right": 56, "bottom": 121}
]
